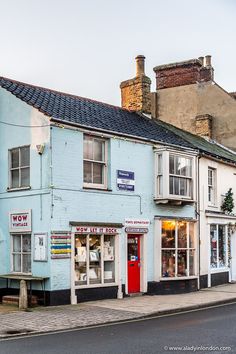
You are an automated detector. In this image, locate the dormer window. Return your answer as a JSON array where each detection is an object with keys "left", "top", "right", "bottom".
[{"left": 155, "top": 149, "right": 196, "bottom": 204}]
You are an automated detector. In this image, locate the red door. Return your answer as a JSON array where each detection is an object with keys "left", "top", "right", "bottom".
[{"left": 127, "top": 235, "right": 140, "bottom": 293}]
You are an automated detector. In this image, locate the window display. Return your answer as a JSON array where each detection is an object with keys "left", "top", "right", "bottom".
[
  {"left": 74, "top": 234, "right": 116, "bottom": 286},
  {"left": 161, "top": 220, "right": 195, "bottom": 278},
  {"left": 210, "top": 224, "right": 229, "bottom": 269}
]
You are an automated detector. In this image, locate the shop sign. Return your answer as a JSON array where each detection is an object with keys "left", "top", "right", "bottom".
[
  {"left": 117, "top": 170, "right": 135, "bottom": 191},
  {"left": 51, "top": 232, "right": 71, "bottom": 259},
  {"left": 125, "top": 227, "right": 149, "bottom": 233},
  {"left": 75, "top": 226, "right": 119, "bottom": 234},
  {"left": 125, "top": 219, "right": 150, "bottom": 229},
  {"left": 9, "top": 210, "right": 32, "bottom": 233}
]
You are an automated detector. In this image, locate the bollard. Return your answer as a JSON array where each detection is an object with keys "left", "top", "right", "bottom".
[{"left": 19, "top": 280, "right": 28, "bottom": 310}]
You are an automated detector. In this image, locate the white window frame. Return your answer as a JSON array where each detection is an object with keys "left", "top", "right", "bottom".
[
  {"left": 8, "top": 145, "right": 30, "bottom": 190},
  {"left": 83, "top": 135, "right": 108, "bottom": 189},
  {"left": 154, "top": 149, "right": 196, "bottom": 202},
  {"left": 160, "top": 220, "right": 197, "bottom": 279},
  {"left": 210, "top": 224, "right": 229, "bottom": 270},
  {"left": 208, "top": 167, "right": 216, "bottom": 206},
  {"left": 11, "top": 233, "right": 32, "bottom": 274},
  {"left": 74, "top": 233, "right": 118, "bottom": 289}
]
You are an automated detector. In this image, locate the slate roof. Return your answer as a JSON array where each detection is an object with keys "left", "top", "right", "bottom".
[{"left": 0, "top": 76, "right": 236, "bottom": 165}]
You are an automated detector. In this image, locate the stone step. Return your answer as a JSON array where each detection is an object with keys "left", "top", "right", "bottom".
[{"left": 2, "top": 295, "right": 38, "bottom": 306}]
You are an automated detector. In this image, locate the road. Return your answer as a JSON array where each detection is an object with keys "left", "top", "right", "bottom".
[{"left": 0, "top": 303, "right": 236, "bottom": 354}]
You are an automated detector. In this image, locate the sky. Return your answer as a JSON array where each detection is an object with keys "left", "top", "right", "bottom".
[{"left": 0, "top": 0, "right": 235, "bottom": 106}]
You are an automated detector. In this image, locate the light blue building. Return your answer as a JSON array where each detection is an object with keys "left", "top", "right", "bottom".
[{"left": 0, "top": 74, "right": 234, "bottom": 305}]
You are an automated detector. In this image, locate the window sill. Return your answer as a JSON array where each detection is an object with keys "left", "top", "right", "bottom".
[
  {"left": 160, "top": 276, "right": 198, "bottom": 281},
  {"left": 154, "top": 197, "right": 195, "bottom": 205},
  {"left": 7, "top": 186, "right": 31, "bottom": 193},
  {"left": 210, "top": 268, "right": 229, "bottom": 274},
  {"left": 83, "top": 186, "right": 112, "bottom": 192}
]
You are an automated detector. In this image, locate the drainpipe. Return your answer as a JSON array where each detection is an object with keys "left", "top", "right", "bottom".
[{"left": 197, "top": 155, "right": 201, "bottom": 290}]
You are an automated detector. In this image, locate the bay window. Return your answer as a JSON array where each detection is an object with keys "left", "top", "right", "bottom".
[
  {"left": 161, "top": 220, "right": 196, "bottom": 278},
  {"left": 155, "top": 149, "right": 195, "bottom": 203},
  {"left": 74, "top": 233, "right": 116, "bottom": 286},
  {"left": 83, "top": 135, "right": 107, "bottom": 188}
]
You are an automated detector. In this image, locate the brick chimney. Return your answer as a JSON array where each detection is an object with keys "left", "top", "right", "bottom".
[
  {"left": 195, "top": 114, "right": 213, "bottom": 139},
  {"left": 120, "top": 55, "right": 151, "bottom": 114},
  {"left": 153, "top": 55, "right": 214, "bottom": 90}
]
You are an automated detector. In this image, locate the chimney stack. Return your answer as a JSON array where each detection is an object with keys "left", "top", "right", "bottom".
[{"left": 120, "top": 55, "right": 151, "bottom": 114}]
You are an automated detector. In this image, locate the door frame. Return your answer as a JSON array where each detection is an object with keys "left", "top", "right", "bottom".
[{"left": 125, "top": 232, "right": 147, "bottom": 294}]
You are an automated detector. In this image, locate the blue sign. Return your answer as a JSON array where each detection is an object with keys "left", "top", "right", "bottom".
[{"left": 117, "top": 170, "right": 135, "bottom": 191}]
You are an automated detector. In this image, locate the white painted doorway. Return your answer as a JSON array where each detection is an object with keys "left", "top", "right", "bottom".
[{"left": 230, "top": 231, "right": 236, "bottom": 281}]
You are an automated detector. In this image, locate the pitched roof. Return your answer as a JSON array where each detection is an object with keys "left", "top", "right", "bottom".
[{"left": 0, "top": 76, "right": 236, "bottom": 165}]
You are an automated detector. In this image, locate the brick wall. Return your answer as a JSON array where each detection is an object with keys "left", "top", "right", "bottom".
[{"left": 154, "top": 60, "right": 213, "bottom": 90}]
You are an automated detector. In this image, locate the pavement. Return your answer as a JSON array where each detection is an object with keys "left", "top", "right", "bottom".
[{"left": 1, "top": 283, "right": 236, "bottom": 339}]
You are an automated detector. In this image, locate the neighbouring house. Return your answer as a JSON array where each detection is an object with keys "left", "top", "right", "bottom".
[{"left": 0, "top": 61, "right": 235, "bottom": 305}]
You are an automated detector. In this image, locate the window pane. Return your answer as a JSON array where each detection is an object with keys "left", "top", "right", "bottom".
[
  {"left": 162, "top": 220, "right": 176, "bottom": 248},
  {"left": 189, "top": 250, "right": 195, "bottom": 276},
  {"left": 169, "top": 155, "right": 175, "bottom": 174},
  {"left": 169, "top": 176, "right": 174, "bottom": 194},
  {"left": 21, "top": 168, "right": 30, "bottom": 187},
  {"left": 180, "top": 178, "right": 187, "bottom": 196},
  {"left": 13, "top": 254, "right": 21, "bottom": 272},
  {"left": 177, "top": 250, "right": 187, "bottom": 276},
  {"left": 93, "top": 163, "right": 103, "bottom": 184},
  {"left": 11, "top": 149, "right": 19, "bottom": 168},
  {"left": 178, "top": 221, "right": 187, "bottom": 248},
  {"left": 13, "top": 236, "right": 21, "bottom": 252},
  {"left": 189, "top": 223, "right": 194, "bottom": 248},
  {"left": 162, "top": 250, "right": 175, "bottom": 277},
  {"left": 174, "top": 176, "right": 179, "bottom": 195},
  {"left": 104, "top": 235, "right": 115, "bottom": 283},
  {"left": 128, "top": 236, "right": 139, "bottom": 261},
  {"left": 157, "top": 176, "right": 163, "bottom": 195},
  {"left": 20, "top": 147, "right": 30, "bottom": 167},
  {"left": 83, "top": 136, "right": 93, "bottom": 160},
  {"left": 89, "top": 235, "right": 101, "bottom": 284},
  {"left": 218, "top": 225, "right": 226, "bottom": 267},
  {"left": 83, "top": 161, "right": 92, "bottom": 183},
  {"left": 75, "top": 235, "right": 87, "bottom": 285},
  {"left": 210, "top": 225, "right": 217, "bottom": 268},
  {"left": 22, "top": 254, "right": 31, "bottom": 273},
  {"left": 158, "top": 155, "right": 162, "bottom": 174},
  {"left": 94, "top": 139, "right": 104, "bottom": 162},
  {"left": 22, "top": 235, "right": 31, "bottom": 252},
  {"left": 11, "top": 169, "right": 19, "bottom": 188}
]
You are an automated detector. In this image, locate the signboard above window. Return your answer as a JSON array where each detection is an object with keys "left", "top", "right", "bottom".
[
  {"left": 9, "top": 210, "right": 32, "bottom": 233},
  {"left": 117, "top": 170, "right": 135, "bottom": 192}
]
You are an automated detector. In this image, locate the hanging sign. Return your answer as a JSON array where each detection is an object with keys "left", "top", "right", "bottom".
[
  {"left": 9, "top": 210, "right": 32, "bottom": 233},
  {"left": 117, "top": 170, "right": 135, "bottom": 191}
]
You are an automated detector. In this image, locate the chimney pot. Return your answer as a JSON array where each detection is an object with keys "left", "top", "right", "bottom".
[
  {"left": 135, "top": 55, "right": 145, "bottom": 76},
  {"left": 205, "top": 55, "right": 212, "bottom": 67},
  {"left": 198, "top": 56, "right": 204, "bottom": 66}
]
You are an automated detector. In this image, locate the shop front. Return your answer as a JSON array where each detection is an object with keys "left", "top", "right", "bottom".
[
  {"left": 149, "top": 217, "right": 198, "bottom": 295},
  {"left": 70, "top": 223, "right": 123, "bottom": 304},
  {"left": 206, "top": 212, "right": 236, "bottom": 287}
]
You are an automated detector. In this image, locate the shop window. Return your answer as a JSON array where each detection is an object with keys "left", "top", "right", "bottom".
[
  {"left": 74, "top": 234, "right": 116, "bottom": 286},
  {"left": 83, "top": 135, "right": 107, "bottom": 189},
  {"left": 208, "top": 168, "right": 216, "bottom": 205},
  {"left": 154, "top": 150, "right": 195, "bottom": 203},
  {"left": 161, "top": 220, "right": 196, "bottom": 278},
  {"left": 9, "top": 146, "right": 30, "bottom": 189},
  {"left": 210, "top": 224, "right": 229, "bottom": 269},
  {"left": 12, "top": 234, "right": 31, "bottom": 273}
]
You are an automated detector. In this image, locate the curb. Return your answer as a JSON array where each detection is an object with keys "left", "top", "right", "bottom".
[{"left": 1, "top": 297, "right": 236, "bottom": 340}]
